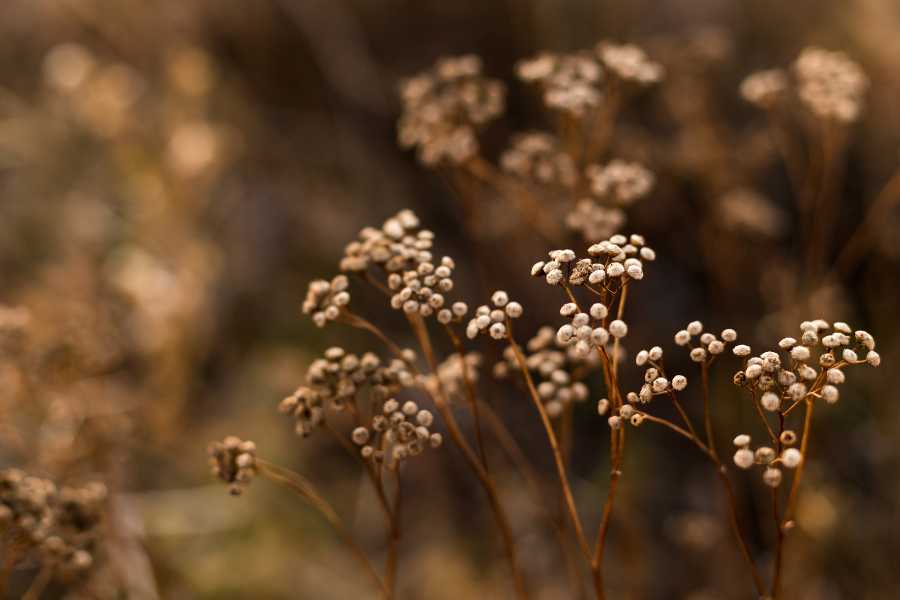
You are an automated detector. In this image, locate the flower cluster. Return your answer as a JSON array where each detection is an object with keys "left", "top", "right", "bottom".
[
  {"left": 464, "top": 290, "right": 523, "bottom": 340},
  {"left": 397, "top": 54, "right": 505, "bottom": 165},
  {"left": 555, "top": 300, "right": 619, "bottom": 357},
  {"left": 425, "top": 352, "right": 482, "bottom": 400},
  {"left": 0, "top": 469, "right": 106, "bottom": 575},
  {"left": 517, "top": 41, "right": 662, "bottom": 116},
  {"left": 352, "top": 399, "right": 442, "bottom": 468},
  {"left": 673, "top": 321, "right": 739, "bottom": 364},
  {"left": 794, "top": 47, "right": 868, "bottom": 123},
  {"left": 565, "top": 200, "right": 626, "bottom": 242},
  {"left": 732, "top": 433, "right": 801, "bottom": 488},
  {"left": 500, "top": 132, "right": 577, "bottom": 188},
  {"left": 732, "top": 320, "right": 879, "bottom": 406},
  {"left": 387, "top": 256, "right": 458, "bottom": 318},
  {"left": 517, "top": 51, "right": 604, "bottom": 116},
  {"left": 531, "top": 234, "right": 656, "bottom": 289},
  {"left": 717, "top": 188, "right": 786, "bottom": 238},
  {"left": 208, "top": 436, "right": 258, "bottom": 495},
  {"left": 740, "top": 48, "right": 868, "bottom": 123},
  {"left": 0, "top": 468, "right": 56, "bottom": 544},
  {"left": 279, "top": 348, "right": 416, "bottom": 437},
  {"left": 597, "top": 42, "right": 663, "bottom": 85},
  {"left": 302, "top": 275, "right": 351, "bottom": 328},
  {"left": 739, "top": 69, "right": 788, "bottom": 109},
  {"left": 586, "top": 159, "right": 655, "bottom": 206},
  {"left": 339, "top": 209, "right": 427, "bottom": 273},
  {"left": 631, "top": 345, "right": 689, "bottom": 403},
  {"left": 494, "top": 326, "right": 597, "bottom": 418}
]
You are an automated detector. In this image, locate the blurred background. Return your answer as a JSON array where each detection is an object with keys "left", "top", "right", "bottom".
[{"left": 1, "top": 0, "right": 898, "bottom": 598}]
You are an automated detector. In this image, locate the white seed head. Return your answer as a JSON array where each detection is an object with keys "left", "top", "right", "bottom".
[
  {"left": 560, "top": 303, "right": 578, "bottom": 317},
  {"left": 733, "top": 434, "right": 751, "bottom": 447},
  {"left": 506, "top": 302, "right": 523, "bottom": 318},
  {"left": 761, "top": 392, "right": 781, "bottom": 412},
  {"left": 672, "top": 374, "right": 688, "bottom": 390},
  {"left": 491, "top": 290, "right": 509, "bottom": 307},
  {"left": 351, "top": 427, "right": 370, "bottom": 445},
  {"left": 763, "top": 467, "right": 783, "bottom": 488},
  {"left": 733, "top": 448, "right": 754, "bottom": 469},
  {"left": 733, "top": 344, "right": 751, "bottom": 357},
  {"left": 721, "top": 328, "right": 737, "bottom": 342},
  {"left": 636, "top": 350, "right": 649, "bottom": 366},
  {"left": 597, "top": 398, "right": 610, "bottom": 415},
  {"left": 590, "top": 303, "right": 609, "bottom": 320},
  {"left": 781, "top": 448, "right": 802, "bottom": 469},
  {"left": 609, "top": 319, "right": 628, "bottom": 338},
  {"left": 674, "top": 330, "right": 691, "bottom": 346},
  {"left": 866, "top": 351, "right": 880, "bottom": 367}
]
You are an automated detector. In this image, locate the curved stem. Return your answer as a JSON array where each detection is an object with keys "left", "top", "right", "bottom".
[
  {"left": 443, "top": 323, "right": 489, "bottom": 470},
  {"left": 506, "top": 327, "right": 593, "bottom": 564},
  {"left": 408, "top": 315, "right": 529, "bottom": 600},
  {"left": 257, "top": 460, "right": 387, "bottom": 596}
]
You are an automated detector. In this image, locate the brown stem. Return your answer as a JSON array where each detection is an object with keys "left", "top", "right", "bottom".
[
  {"left": 782, "top": 398, "right": 815, "bottom": 529},
  {"left": 340, "top": 311, "right": 407, "bottom": 362},
  {"left": 408, "top": 315, "right": 529, "bottom": 600},
  {"left": 506, "top": 327, "right": 593, "bottom": 564},
  {"left": 384, "top": 470, "right": 402, "bottom": 600},
  {"left": 257, "top": 460, "right": 387, "bottom": 596},
  {"left": 640, "top": 413, "right": 766, "bottom": 595},
  {"left": 443, "top": 323, "right": 490, "bottom": 470},
  {"left": 701, "top": 361, "right": 718, "bottom": 459},
  {"left": 771, "top": 411, "right": 786, "bottom": 599},
  {"left": 833, "top": 166, "right": 900, "bottom": 275},
  {"left": 22, "top": 564, "right": 53, "bottom": 600},
  {"left": 479, "top": 401, "right": 587, "bottom": 598}
]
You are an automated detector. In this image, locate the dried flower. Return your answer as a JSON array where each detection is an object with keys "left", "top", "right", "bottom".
[
  {"left": 794, "top": 47, "right": 868, "bottom": 123},
  {"left": 208, "top": 436, "right": 258, "bottom": 495},
  {"left": 501, "top": 132, "right": 577, "bottom": 187},
  {"left": 398, "top": 55, "right": 505, "bottom": 165}
]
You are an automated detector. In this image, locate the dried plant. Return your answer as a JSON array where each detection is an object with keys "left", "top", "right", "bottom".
[{"left": 214, "top": 208, "right": 880, "bottom": 599}]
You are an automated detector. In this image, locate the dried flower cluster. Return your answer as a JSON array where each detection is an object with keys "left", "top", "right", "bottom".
[
  {"left": 741, "top": 46, "right": 869, "bottom": 123},
  {"left": 208, "top": 436, "right": 258, "bottom": 495},
  {"left": 464, "top": 290, "right": 524, "bottom": 340},
  {"left": 397, "top": 55, "right": 505, "bottom": 165},
  {"left": 500, "top": 132, "right": 577, "bottom": 188},
  {"left": 278, "top": 348, "right": 416, "bottom": 436},
  {"left": 494, "top": 326, "right": 597, "bottom": 417},
  {"left": 352, "top": 399, "right": 442, "bottom": 469},
  {"left": 0, "top": 469, "right": 106, "bottom": 578}
]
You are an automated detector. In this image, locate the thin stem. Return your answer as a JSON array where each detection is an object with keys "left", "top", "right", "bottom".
[
  {"left": 22, "top": 565, "right": 53, "bottom": 600},
  {"left": 771, "top": 411, "right": 786, "bottom": 599},
  {"left": 749, "top": 389, "right": 778, "bottom": 447},
  {"left": 639, "top": 413, "right": 766, "bottom": 595},
  {"left": 479, "top": 400, "right": 587, "bottom": 598},
  {"left": 408, "top": 315, "right": 529, "bottom": 600},
  {"left": 506, "top": 327, "right": 593, "bottom": 564},
  {"left": 443, "top": 323, "right": 489, "bottom": 470},
  {"left": 324, "top": 422, "right": 395, "bottom": 525},
  {"left": 384, "top": 470, "right": 402, "bottom": 600},
  {"left": 340, "top": 311, "right": 407, "bottom": 362},
  {"left": 257, "top": 460, "right": 387, "bottom": 596},
  {"left": 782, "top": 399, "right": 815, "bottom": 529},
  {"left": 701, "top": 361, "right": 718, "bottom": 459}
]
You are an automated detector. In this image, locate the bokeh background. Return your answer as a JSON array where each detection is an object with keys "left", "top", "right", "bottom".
[{"left": 1, "top": 0, "right": 898, "bottom": 598}]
